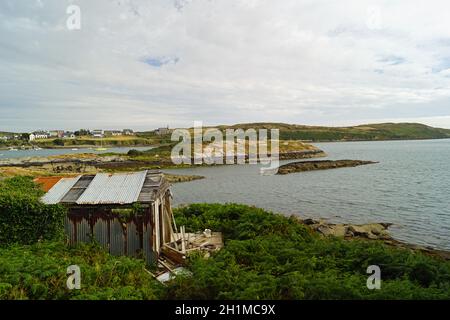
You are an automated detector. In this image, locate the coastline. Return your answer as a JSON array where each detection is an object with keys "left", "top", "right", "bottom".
[
  {"left": 2, "top": 139, "right": 449, "bottom": 256},
  {"left": 311, "top": 137, "right": 450, "bottom": 144},
  {"left": 295, "top": 217, "right": 450, "bottom": 260},
  {"left": 1, "top": 135, "right": 450, "bottom": 151}
]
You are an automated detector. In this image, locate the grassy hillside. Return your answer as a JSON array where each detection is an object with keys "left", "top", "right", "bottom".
[
  {"left": 217, "top": 122, "right": 450, "bottom": 142},
  {"left": 34, "top": 135, "right": 159, "bottom": 148}
]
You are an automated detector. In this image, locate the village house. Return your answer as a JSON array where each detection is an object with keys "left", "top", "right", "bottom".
[
  {"left": 28, "top": 133, "right": 35, "bottom": 141},
  {"left": 155, "top": 126, "right": 170, "bottom": 135},
  {"left": 63, "top": 131, "right": 76, "bottom": 139},
  {"left": 91, "top": 129, "right": 104, "bottom": 138},
  {"left": 104, "top": 130, "right": 122, "bottom": 136},
  {"left": 49, "top": 130, "right": 65, "bottom": 138},
  {"left": 122, "top": 129, "right": 134, "bottom": 135}
]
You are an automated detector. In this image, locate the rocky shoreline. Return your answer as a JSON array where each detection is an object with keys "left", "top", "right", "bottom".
[
  {"left": 296, "top": 217, "right": 450, "bottom": 260},
  {"left": 277, "top": 159, "right": 378, "bottom": 175},
  {"left": 0, "top": 149, "right": 328, "bottom": 172},
  {"left": 164, "top": 173, "right": 205, "bottom": 183}
]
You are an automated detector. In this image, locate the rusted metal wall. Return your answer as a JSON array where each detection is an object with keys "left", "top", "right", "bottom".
[{"left": 64, "top": 207, "right": 156, "bottom": 265}]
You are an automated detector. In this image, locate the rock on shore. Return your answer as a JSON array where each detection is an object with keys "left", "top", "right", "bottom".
[
  {"left": 296, "top": 217, "right": 450, "bottom": 260},
  {"left": 300, "top": 218, "right": 392, "bottom": 240},
  {"left": 277, "top": 159, "right": 378, "bottom": 174}
]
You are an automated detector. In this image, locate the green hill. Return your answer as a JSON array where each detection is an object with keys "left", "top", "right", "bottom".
[{"left": 217, "top": 122, "right": 450, "bottom": 142}]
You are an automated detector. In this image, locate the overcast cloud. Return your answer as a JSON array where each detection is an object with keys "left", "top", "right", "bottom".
[{"left": 1, "top": 0, "right": 450, "bottom": 131}]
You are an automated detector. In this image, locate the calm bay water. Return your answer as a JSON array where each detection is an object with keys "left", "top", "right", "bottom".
[{"left": 166, "top": 139, "right": 450, "bottom": 251}]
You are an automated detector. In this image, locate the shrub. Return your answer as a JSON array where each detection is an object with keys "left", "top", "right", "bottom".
[
  {"left": 0, "top": 241, "right": 163, "bottom": 299},
  {"left": 53, "top": 139, "right": 65, "bottom": 146},
  {"left": 167, "top": 203, "right": 450, "bottom": 300},
  {"left": 0, "top": 176, "right": 67, "bottom": 245},
  {"left": 127, "top": 149, "right": 144, "bottom": 156}
]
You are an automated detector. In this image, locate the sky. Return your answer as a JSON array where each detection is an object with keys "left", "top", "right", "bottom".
[{"left": 1, "top": 0, "right": 450, "bottom": 132}]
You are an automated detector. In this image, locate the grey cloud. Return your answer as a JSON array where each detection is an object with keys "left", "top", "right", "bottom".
[{"left": 1, "top": 0, "right": 450, "bottom": 132}]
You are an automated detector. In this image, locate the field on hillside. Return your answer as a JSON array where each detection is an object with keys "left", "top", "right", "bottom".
[{"left": 216, "top": 123, "right": 450, "bottom": 141}]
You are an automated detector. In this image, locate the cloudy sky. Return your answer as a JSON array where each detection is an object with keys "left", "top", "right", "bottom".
[{"left": 1, "top": 0, "right": 450, "bottom": 131}]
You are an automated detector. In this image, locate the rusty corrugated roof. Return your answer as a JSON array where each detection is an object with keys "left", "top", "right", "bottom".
[
  {"left": 41, "top": 170, "right": 167, "bottom": 205},
  {"left": 34, "top": 176, "right": 65, "bottom": 192}
]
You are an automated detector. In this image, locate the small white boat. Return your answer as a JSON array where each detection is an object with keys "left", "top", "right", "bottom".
[
  {"left": 9, "top": 148, "right": 18, "bottom": 151},
  {"left": 71, "top": 148, "right": 79, "bottom": 151}
]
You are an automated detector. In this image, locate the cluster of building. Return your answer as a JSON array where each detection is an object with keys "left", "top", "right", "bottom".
[
  {"left": 0, "top": 134, "right": 19, "bottom": 141},
  {"left": 90, "top": 129, "right": 135, "bottom": 138},
  {"left": 29, "top": 130, "right": 75, "bottom": 141},
  {"left": 28, "top": 129, "right": 135, "bottom": 141},
  {"left": 1, "top": 126, "right": 172, "bottom": 142}
]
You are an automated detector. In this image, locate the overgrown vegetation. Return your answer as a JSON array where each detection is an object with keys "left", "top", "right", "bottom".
[
  {"left": 35, "top": 136, "right": 155, "bottom": 148},
  {"left": 0, "top": 176, "right": 163, "bottom": 299},
  {"left": 0, "top": 177, "right": 449, "bottom": 300},
  {"left": 0, "top": 241, "right": 163, "bottom": 299},
  {"left": 0, "top": 176, "right": 67, "bottom": 245},
  {"left": 168, "top": 204, "right": 450, "bottom": 299}
]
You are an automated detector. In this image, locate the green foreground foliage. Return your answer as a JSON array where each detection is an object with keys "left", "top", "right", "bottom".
[
  {"left": 0, "top": 176, "right": 449, "bottom": 299},
  {"left": 0, "top": 177, "right": 67, "bottom": 245},
  {"left": 0, "top": 241, "right": 163, "bottom": 299},
  {"left": 0, "top": 177, "right": 163, "bottom": 299},
  {"left": 168, "top": 204, "right": 450, "bottom": 299}
]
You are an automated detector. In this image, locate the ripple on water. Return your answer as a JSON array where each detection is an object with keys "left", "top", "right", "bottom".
[{"left": 167, "top": 139, "right": 450, "bottom": 250}]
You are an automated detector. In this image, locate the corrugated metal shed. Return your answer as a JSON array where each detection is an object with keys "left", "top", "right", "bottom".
[
  {"left": 41, "top": 176, "right": 81, "bottom": 204},
  {"left": 38, "top": 170, "right": 172, "bottom": 266},
  {"left": 76, "top": 171, "right": 147, "bottom": 205}
]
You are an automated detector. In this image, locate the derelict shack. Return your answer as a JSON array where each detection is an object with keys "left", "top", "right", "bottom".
[{"left": 40, "top": 170, "right": 174, "bottom": 265}]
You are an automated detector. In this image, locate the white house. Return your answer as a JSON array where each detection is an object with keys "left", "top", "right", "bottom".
[
  {"left": 29, "top": 133, "right": 36, "bottom": 141},
  {"left": 104, "top": 130, "right": 122, "bottom": 136},
  {"left": 63, "top": 132, "right": 76, "bottom": 139},
  {"left": 92, "top": 129, "right": 104, "bottom": 138}
]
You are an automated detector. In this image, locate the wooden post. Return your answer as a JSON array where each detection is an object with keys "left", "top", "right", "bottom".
[{"left": 181, "top": 226, "right": 186, "bottom": 253}]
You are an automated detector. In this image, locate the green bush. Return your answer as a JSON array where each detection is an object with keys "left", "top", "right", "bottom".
[
  {"left": 0, "top": 176, "right": 67, "bottom": 245},
  {"left": 127, "top": 149, "right": 144, "bottom": 156},
  {"left": 0, "top": 241, "right": 163, "bottom": 299},
  {"left": 166, "top": 203, "right": 450, "bottom": 300},
  {"left": 53, "top": 139, "right": 65, "bottom": 146}
]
